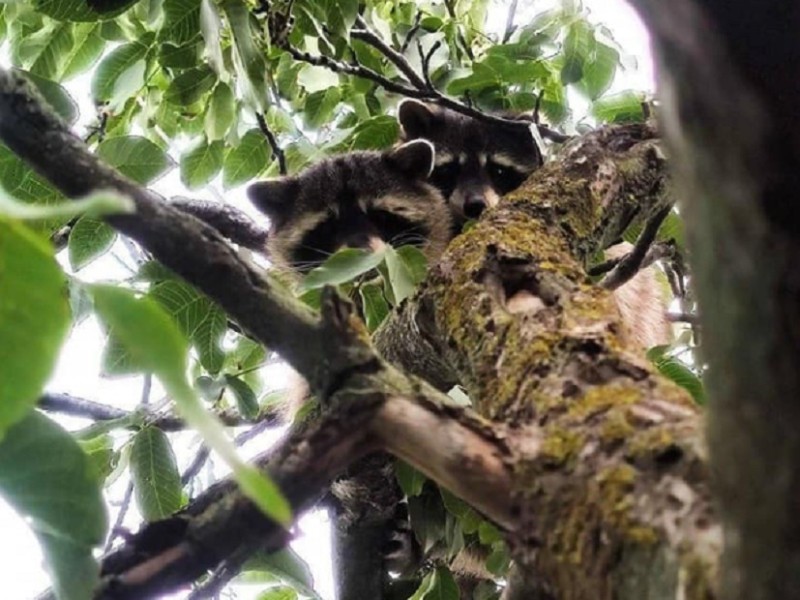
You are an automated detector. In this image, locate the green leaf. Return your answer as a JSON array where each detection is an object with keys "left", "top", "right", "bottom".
[
  {"left": 165, "top": 64, "right": 216, "bottom": 104},
  {"left": 0, "top": 220, "right": 69, "bottom": 438},
  {"left": 410, "top": 567, "right": 459, "bottom": 600},
  {"left": 148, "top": 279, "right": 227, "bottom": 374},
  {"left": 0, "top": 411, "right": 107, "bottom": 599},
  {"left": 486, "top": 546, "right": 511, "bottom": 575},
  {"left": 77, "top": 434, "right": 118, "bottom": 483},
  {"left": 647, "top": 348, "right": 706, "bottom": 405},
  {"left": 180, "top": 138, "right": 224, "bottom": 189},
  {"left": 579, "top": 42, "right": 619, "bottom": 100},
  {"left": 162, "top": 0, "right": 201, "bottom": 45},
  {"left": 383, "top": 245, "right": 421, "bottom": 304},
  {"left": 339, "top": 115, "right": 399, "bottom": 151},
  {"left": 15, "top": 69, "right": 78, "bottom": 124},
  {"left": 97, "top": 135, "right": 176, "bottom": 184},
  {"left": 205, "top": 82, "right": 236, "bottom": 141},
  {"left": 303, "top": 87, "right": 341, "bottom": 129},
  {"left": 0, "top": 146, "right": 67, "bottom": 233},
  {"left": 256, "top": 588, "right": 299, "bottom": 600},
  {"left": 62, "top": 23, "right": 106, "bottom": 80},
  {"left": 22, "top": 22, "right": 72, "bottom": 80},
  {"left": 91, "top": 35, "right": 152, "bottom": 104},
  {"left": 223, "top": 129, "right": 270, "bottom": 189},
  {"left": 34, "top": 0, "right": 140, "bottom": 22},
  {"left": 158, "top": 41, "right": 201, "bottom": 69},
  {"left": 37, "top": 531, "right": 101, "bottom": 600},
  {"left": 130, "top": 427, "right": 184, "bottom": 520},
  {"left": 225, "top": 375, "right": 259, "bottom": 419},
  {"left": 242, "top": 548, "right": 315, "bottom": 591},
  {"left": 591, "top": 90, "right": 645, "bottom": 124},
  {"left": 298, "top": 248, "right": 385, "bottom": 293},
  {"left": 91, "top": 285, "right": 292, "bottom": 525},
  {"left": 223, "top": 0, "right": 269, "bottom": 110},
  {"left": 68, "top": 216, "right": 117, "bottom": 271},
  {"left": 359, "top": 282, "right": 389, "bottom": 332},
  {"left": 395, "top": 460, "right": 426, "bottom": 497},
  {"left": 0, "top": 187, "right": 134, "bottom": 221}
]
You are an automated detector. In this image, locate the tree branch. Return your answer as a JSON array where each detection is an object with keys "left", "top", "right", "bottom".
[
  {"left": 352, "top": 16, "right": 429, "bottom": 90},
  {"left": 255, "top": 112, "right": 287, "bottom": 176},
  {"left": 600, "top": 205, "right": 673, "bottom": 290},
  {"left": 37, "top": 392, "right": 278, "bottom": 431}
]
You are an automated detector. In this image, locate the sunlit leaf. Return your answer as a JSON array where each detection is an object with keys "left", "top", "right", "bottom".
[{"left": 0, "top": 220, "right": 69, "bottom": 438}]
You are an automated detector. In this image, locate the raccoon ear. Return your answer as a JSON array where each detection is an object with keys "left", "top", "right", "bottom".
[
  {"left": 397, "top": 99, "right": 440, "bottom": 138},
  {"left": 388, "top": 139, "right": 435, "bottom": 179},
  {"left": 247, "top": 178, "right": 297, "bottom": 218}
]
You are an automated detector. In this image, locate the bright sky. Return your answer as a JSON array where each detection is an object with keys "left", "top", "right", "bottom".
[{"left": 0, "top": 1, "right": 653, "bottom": 598}]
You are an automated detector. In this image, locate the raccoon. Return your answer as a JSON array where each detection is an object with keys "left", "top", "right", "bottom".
[
  {"left": 248, "top": 139, "right": 452, "bottom": 277},
  {"left": 247, "top": 140, "right": 452, "bottom": 422},
  {"left": 397, "top": 99, "right": 543, "bottom": 229},
  {"left": 396, "top": 99, "right": 671, "bottom": 351}
]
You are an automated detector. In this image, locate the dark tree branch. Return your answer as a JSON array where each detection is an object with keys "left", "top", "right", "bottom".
[
  {"left": 600, "top": 205, "right": 673, "bottom": 290},
  {"left": 587, "top": 239, "right": 676, "bottom": 277},
  {"left": 353, "top": 16, "right": 429, "bottom": 90},
  {"left": 37, "top": 392, "right": 278, "bottom": 431},
  {"left": 104, "top": 483, "right": 135, "bottom": 553},
  {"left": 502, "top": 0, "right": 519, "bottom": 43},
  {"left": 255, "top": 112, "right": 287, "bottom": 176},
  {"left": 0, "top": 70, "right": 328, "bottom": 388},
  {"left": 280, "top": 45, "right": 543, "bottom": 131},
  {"left": 400, "top": 11, "right": 423, "bottom": 54},
  {"left": 168, "top": 196, "right": 270, "bottom": 253}
]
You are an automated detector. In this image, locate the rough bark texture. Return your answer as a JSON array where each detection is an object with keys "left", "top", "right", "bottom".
[
  {"left": 376, "top": 124, "right": 718, "bottom": 598},
  {"left": 0, "top": 70, "right": 722, "bottom": 599},
  {"left": 627, "top": 2, "right": 800, "bottom": 598}
]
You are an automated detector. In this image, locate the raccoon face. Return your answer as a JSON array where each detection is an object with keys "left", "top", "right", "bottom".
[
  {"left": 247, "top": 140, "right": 452, "bottom": 274},
  {"left": 397, "top": 99, "right": 542, "bottom": 226}
]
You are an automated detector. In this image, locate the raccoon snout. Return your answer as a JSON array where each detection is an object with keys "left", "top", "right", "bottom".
[{"left": 463, "top": 194, "right": 487, "bottom": 219}]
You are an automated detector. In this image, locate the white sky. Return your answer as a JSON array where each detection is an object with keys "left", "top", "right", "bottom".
[{"left": 0, "top": 1, "right": 653, "bottom": 598}]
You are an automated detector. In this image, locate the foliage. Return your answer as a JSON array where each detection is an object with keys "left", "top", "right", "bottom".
[{"left": 0, "top": 1, "right": 696, "bottom": 598}]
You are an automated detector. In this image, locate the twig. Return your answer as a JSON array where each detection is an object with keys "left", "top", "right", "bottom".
[
  {"left": 353, "top": 16, "right": 428, "bottom": 90},
  {"left": 104, "top": 482, "right": 135, "bottom": 553},
  {"left": 502, "top": 0, "right": 519, "bottom": 43},
  {"left": 443, "top": 0, "right": 474, "bottom": 60},
  {"left": 282, "top": 44, "right": 540, "bottom": 131},
  {"left": 37, "top": 392, "right": 279, "bottom": 431},
  {"left": 141, "top": 374, "right": 152, "bottom": 406},
  {"left": 255, "top": 112, "right": 287, "bottom": 175},
  {"left": 601, "top": 206, "right": 673, "bottom": 290},
  {"left": 417, "top": 38, "right": 442, "bottom": 90},
  {"left": 401, "top": 11, "right": 423, "bottom": 53},
  {"left": 181, "top": 418, "right": 277, "bottom": 485},
  {"left": 169, "top": 196, "right": 270, "bottom": 253},
  {"left": 588, "top": 240, "right": 676, "bottom": 277}
]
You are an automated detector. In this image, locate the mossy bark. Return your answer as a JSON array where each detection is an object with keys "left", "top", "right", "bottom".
[{"left": 376, "top": 123, "right": 718, "bottom": 598}]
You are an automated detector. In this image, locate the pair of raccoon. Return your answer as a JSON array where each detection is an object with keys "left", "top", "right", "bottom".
[
  {"left": 248, "top": 100, "right": 671, "bottom": 594},
  {"left": 248, "top": 99, "right": 670, "bottom": 351}
]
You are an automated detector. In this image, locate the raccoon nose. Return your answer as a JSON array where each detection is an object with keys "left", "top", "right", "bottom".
[{"left": 463, "top": 195, "right": 487, "bottom": 219}]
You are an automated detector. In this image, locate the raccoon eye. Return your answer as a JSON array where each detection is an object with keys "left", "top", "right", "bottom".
[
  {"left": 487, "top": 161, "right": 527, "bottom": 195},
  {"left": 368, "top": 209, "right": 428, "bottom": 247},
  {"left": 430, "top": 162, "right": 459, "bottom": 197}
]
